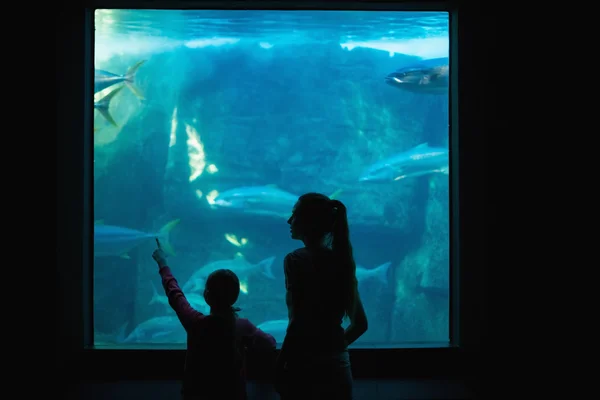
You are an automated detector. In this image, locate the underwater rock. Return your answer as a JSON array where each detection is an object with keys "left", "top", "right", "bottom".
[
  {"left": 419, "top": 175, "right": 450, "bottom": 293},
  {"left": 389, "top": 174, "right": 449, "bottom": 343},
  {"left": 390, "top": 246, "right": 449, "bottom": 343}
]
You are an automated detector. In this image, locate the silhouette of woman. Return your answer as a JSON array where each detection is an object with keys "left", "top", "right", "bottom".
[{"left": 275, "top": 193, "right": 368, "bottom": 400}]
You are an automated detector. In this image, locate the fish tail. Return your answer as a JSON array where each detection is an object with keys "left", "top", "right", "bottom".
[
  {"left": 95, "top": 86, "right": 124, "bottom": 126},
  {"left": 374, "top": 262, "right": 392, "bottom": 286},
  {"left": 124, "top": 60, "right": 146, "bottom": 99},
  {"left": 157, "top": 218, "right": 180, "bottom": 256},
  {"left": 115, "top": 322, "right": 129, "bottom": 343},
  {"left": 148, "top": 283, "right": 160, "bottom": 305},
  {"left": 257, "top": 256, "right": 276, "bottom": 279},
  {"left": 329, "top": 188, "right": 343, "bottom": 200}
]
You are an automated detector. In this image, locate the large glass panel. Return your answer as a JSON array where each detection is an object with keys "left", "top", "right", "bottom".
[{"left": 92, "top": 9, "right": 450, "bottom": 349}]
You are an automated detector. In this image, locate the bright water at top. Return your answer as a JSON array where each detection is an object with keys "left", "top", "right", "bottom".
[{"left": 95, "top": 10, "right": 449, "bottom": 62}]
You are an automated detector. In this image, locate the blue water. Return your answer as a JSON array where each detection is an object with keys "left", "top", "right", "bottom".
[{"left": 92, "top": 9, "right": 450, "bottom": 349}]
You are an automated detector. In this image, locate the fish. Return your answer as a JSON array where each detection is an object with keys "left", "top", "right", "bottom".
[
  {"left": 210, "top": 185, "right": 342, "bottom": 219},
  {"left": 356, "top": 261, "right": 391, "bottom": 286},
  {"left": 385, "top": 57, "right": 449, "bottom": 94},
  {"left": 210, "top": 185, "right": 298, "bottom": 219},
  {"left": 358, "top": 143, "right": 448, "bottom": 183},
  {"left": 93, "top": 218, "right": 180, "bottom": 259},
  {"left": 256, "top": 319, "right": 289, "bottom": 343},
  {"left": 149, "top": 282, "right": 210, "bottom": 313},
  {"left": 95, "top": 60, "right": 146, "bottom": 99},
  {"left": 94, "top": 85, "right": 123, "bottom": 126},
  {"left": 182, "top": 253, "right": 276, "bottom": 293},
  {"left": 119, "top": 316, "right": 186, "bottom": 344}
]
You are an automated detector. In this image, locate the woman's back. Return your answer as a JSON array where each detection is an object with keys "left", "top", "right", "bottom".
[{"left": 284, "top": 247, "right": 347, "bottom": 355}]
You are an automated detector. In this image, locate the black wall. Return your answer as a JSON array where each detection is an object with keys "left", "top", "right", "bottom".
[{"left": 57, "top": 1, "right": 491, "bottom": 398}]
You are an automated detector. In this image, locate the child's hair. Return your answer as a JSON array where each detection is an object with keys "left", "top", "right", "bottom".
[{"left": 203, "top": 268, "right": 242, "bottom": 315}]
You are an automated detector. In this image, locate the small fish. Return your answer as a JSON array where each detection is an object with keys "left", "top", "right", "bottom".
[
  {"left": 94, "top": 85, "right": 123, "bottom": 126},
  {"left": 224, "top": 233, "right": 248, "bottom": 248},
  {"left": 359, "top": 143, "right": 448, "bottom": 183},
  {"left": 182, "top": 254, "right": 276, "bottom": 293},
  {"left": 356, "top": 261, "right": 391, "bottom": 285},
  {"left": 385, "top": 57, "right": 449, "bottom": 94},
  {"left": 95, "top": 60, "right": 146, "bottom": 99},
  {"left": 94, "top": 219, "right": 180, "bottom": 258}
]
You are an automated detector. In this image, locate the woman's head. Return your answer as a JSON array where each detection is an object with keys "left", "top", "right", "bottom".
[
  {"left": 288, "top": 192, "right": 341, "bottom": 243},
  {"left": 287, "top": 193, "right": 358, "bottom": 318},
  {"left": 203, "top": 269, "right": 241, "bottom": 313}
]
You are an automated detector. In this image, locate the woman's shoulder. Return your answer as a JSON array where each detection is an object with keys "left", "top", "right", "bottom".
[{"left": 285, "top": 247, "right": 309, "bottom": 261}]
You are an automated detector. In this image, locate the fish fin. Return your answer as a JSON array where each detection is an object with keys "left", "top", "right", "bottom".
[
  {"left": 124, "top": 60, "right": 146, "bottom": 99},
  {"left": 374, "top": 262, "right": 392, "bottom": 286},
  {"left": 329, "top": 188, "right": 343, "bottom": 199},
  {"left": 157, "top": 218, "right": 180, "bottom": 256},
  {"left": 97, "top": 85, "right": 124, "bottom": 104},
  {"left": 149, "top": 283, "right": 159, "bottom": 305},
  {"left": 120, "top": 253, "right": 130, "bottom": 259},
  {"left": 96, "top": 107, "right": 118, "bottom": 127},
  {"left": 115, "top": 322, "right": 129, "bottom": 343},
  {"left": 94, "top": 219, "right": 104, "bottom": 225},
  {"left": 95, "top": 86, "right": 123, "bottom": 126},
  {"left": 256, "top": 256, "right": 276, "bottom": 279}
]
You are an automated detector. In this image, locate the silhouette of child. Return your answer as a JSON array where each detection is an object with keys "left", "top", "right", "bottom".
[
  {"left": 152, "top": 240, "right": 276, "bottom": 400},
  {"left": 276, "top": 193, "right": 368, "bottom": 400}
]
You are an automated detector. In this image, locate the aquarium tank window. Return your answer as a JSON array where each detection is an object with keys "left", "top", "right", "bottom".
[{"left": 92, "top": 9, "right": 451, "bottom": 349}]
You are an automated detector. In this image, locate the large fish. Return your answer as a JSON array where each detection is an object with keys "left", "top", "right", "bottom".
[
  {"left": 94, "top": 85, "right": 123, "bottom": 126},
  {"left": 94, "top": 219, "right": 180, "bottom": 258},
  {"left": 210, "top": 185, "right": 298, "bottom": 219},
  {"left": 385, "top": 57, "right": 449, "bottom": 94},
  {"left": 210, "top": 185, "right": 342, "bottom": 219},
  {"left": 149, "top": 282, "right": 211, "bottom": 314},
  {"left": 359, "top": 143, "right": 448, "bottom": 183},
  {"left": 356, "top": 261, "right": 391, "bottom": 286},
  {"left": 120, "top": 316, "right": 185, "bottom": 344},
  {"left": 95, "top": 60, "right": 146, "bottom": 99},
  {"left": 182, "top": 253, "right": 276, "bottom": 293}
]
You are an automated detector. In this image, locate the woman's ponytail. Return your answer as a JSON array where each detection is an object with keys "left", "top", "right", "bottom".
[{"left": 330, "top": 199, "right": 358, "bottom": 319}]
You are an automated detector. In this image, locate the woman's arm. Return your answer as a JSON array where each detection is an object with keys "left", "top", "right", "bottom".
[
  {"left": 343, "top": 289, "right": 368, "bottom": 346},
  {"left": 277, "top": 255, "right": 296, "bottom": 363},
  {"left": 159, "top": 266, "right": 204, "bottom": 330}
]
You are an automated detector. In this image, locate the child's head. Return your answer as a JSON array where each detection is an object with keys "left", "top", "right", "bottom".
[{"left": 203, "top": 269, "right": 241, "bottom": 313}]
